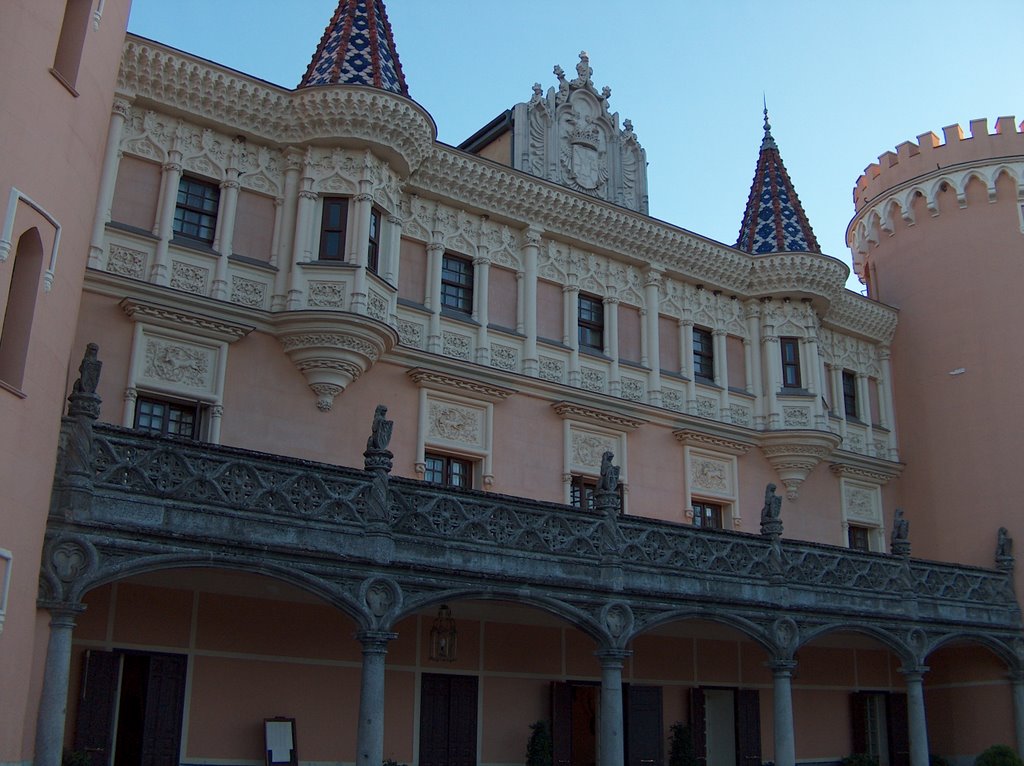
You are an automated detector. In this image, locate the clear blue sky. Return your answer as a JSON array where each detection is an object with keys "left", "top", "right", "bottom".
[{"left": 127, "top": 1, "right": 1022, "bottom": 294}]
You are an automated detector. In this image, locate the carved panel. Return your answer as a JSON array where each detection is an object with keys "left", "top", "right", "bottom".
[
  {"left": 571, "top": 430, "right": 616, "bottom": 472},
  {"left": 620, "top": 376, "right": 645, "bottom": 402},
  {"left": 367, "top": 290, "right": 388, "bottom": 321},
  {"left": 308, "top": 281, "right": 347, "bottom": 308},
  {"left": 427, "top": 400, "right": 484, "bottom": 448},
  {"left": 696, "top": 397, "right": 718, "bottom": 419},
  {"left": 729, "top": 403, "right": 752, "bottom": 427},
  {"left": 442, "top": 331, "right": 472, "bottom": 360},
  {"left": 107, "top": 245, "right": 147, "bottom": 278},
  {"left": 783, "top": 406, "right": 810, "bottom": 428},
  {"left": 230, "top": 276, "right": 267, "bottom": 308},
  {"left": 691, "top": 457, "right": 729, "bottom": 493},
  {"left": 141, "top": 337, "right": 214, "bottom": 392},
  {"left": 842, "top": 479, "right": 882, "bottom": 525},
  {"left": 397, "top": 319, "right": 424, "bottom": 349},
  {"left": 169, "top": 261, "right": 209, "bottom": 294},
  {"left": 580, "top": 366, "right": 606, "bottom": 393},
  {"left": 662, "top": 387, "right": 685, "bottom": 413},
  {"left": 490, "top": 343, "right": 518, "bottom": 372},
  {"left": 539, "top": 356, "right": 565, "bottom": 383}
]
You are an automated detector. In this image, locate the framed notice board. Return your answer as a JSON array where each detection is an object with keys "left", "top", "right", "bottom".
[{"left": 264, "top": 717, "right": 297, "bottom": 766}]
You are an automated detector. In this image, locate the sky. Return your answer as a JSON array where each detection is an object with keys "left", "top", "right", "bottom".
[{"left": 125, "top": 1, "right": 1022, "bottom": 294}]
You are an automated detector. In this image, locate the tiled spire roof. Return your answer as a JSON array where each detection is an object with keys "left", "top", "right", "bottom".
[
  {"left": 299, "top": 0, "right": 409, "bottom": 95},
  {"left": 736, "top": 108, "right": 820, "bottom": 254}
]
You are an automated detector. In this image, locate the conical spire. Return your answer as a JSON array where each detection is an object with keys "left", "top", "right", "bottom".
[
  {"left": 299, "top": 0, "right": 409, "bottom": 95},
  {"left": 735, "top": 107, "right": 820, "bottom": 254}
]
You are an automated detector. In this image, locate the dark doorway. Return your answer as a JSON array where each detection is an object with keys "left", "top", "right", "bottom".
[
  {"left": 419, "top": 673, "right": 478, "bottom": 766},
  {"left": 690, "top": 687, "right": 761, "bottom": 766},
  {"left": 553, "top": 682, "right": 664, "bottom": 766},
  {"left": 74, "top": 649, "right": 187, "bottom": 766},
  {"left": 851, "top": 691, "right": 909, "bottom": 766}
]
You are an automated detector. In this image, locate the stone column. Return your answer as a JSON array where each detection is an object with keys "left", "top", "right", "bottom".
[
  {"left": 521, "top": 226, "right": 541, "bottom": 376},
  {"left": 565, "top": 284, "right": 581, "bottom": 387},
  {"left": 34, "top": 605, "right": 84, "bottom": 766},
  {"left": 355, "top": 630, "right": 397, "bottom": 766},
  {"left": 857, "top": 373, "right": 874, "bottom": 454},
  {"left": 384, "top": 214, "right": 404, "bottom": 288},
  {"left": 211, "top": 170, "right": 240, "bottom": 300},
  {"left": 596, "top": 649, "right": 631, "bottom": 766},
  {"left": 878, "top": 345, "right": 898, "bottom": 459},
  {"left": 643, "top": 269, "right": 662, "bottom": 406},
  {"left": 802, "top": 324, "right": 827, "bottom": 429},
  {"left": 762, "top": 333, "right": 781, "bottom": 429},
  {"left": 286, "top": 186, "right": 317, "bottom": 310},
  {"left": 605, "top": 296, "right": 620, "bottom": 396},
  {"left": 425, "top": 238, "right": 444, "bottom": 353},
  {"left": 770, "top": 660, "right": 798, "bottom": 766},
  {"left": 474, "top": 253, "right": 491, "bottom": 365},
  {"left": 268, "top": 196, "right": 284, "bottom": 269},
  {"left": 681, "top": 318, "right": 696, "bottom": 414},
  {"left": 900, "top": 665, "right": 930, "bottom": 766},
  {"left": 714, "top": 328, "right": 730, "bottom": 422},
  {"left": 745, "top": 300, "right": 765, "bottom": 429},
  {"left": 830, "top": 364, "right": 848, "bottom": 438},
  {"left": 150, "top": 149, "right": 182, "bottom": 286},
  {"left": 89, "top": 96, "right": 132, "bottom": 268},
  {"left": 349, "top": 187, "right": 373, "bottom": 315},
  {"left": 272, "top": 150, "right": 302, "bottom": 309},
  {"left": 1010, "top": 671, "right": 1024, "bottom": 756}
]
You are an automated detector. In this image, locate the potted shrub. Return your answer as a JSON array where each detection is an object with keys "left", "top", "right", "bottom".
[{"left": 526, "top": 720, "right": 553, "bottom": 766}]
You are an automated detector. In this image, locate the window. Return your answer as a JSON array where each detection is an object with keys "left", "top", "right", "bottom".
[
  {"left": 842, "top": 370, "right": 858, "bottom": 419},
  {"left": 173, "top": 177, "right": 220, "bottom": 244},
  {"left": 780, "top": 337, "right": 801, "bottom": 388},
  {"left": 692, "top": 501, "right": 723, "bottom": 529},
  {"left": 51, "top": 0, "right": 92, "bottom": 91},
  {"left": 424, "top": 452, "right": 473, "bottom": 489},
  {"left": 135, "top": 396, "right": 201, "bottom": 439},
  {"left": 848, "top": 525, "right": 871, "bottom": 551},
  {"left": 570, "top": 474, "right": 623, "bottom": 512},
  {"left": 0, "top": 229, "right": 44, "bottom": 389},
  {"left": 440, "top": 253, "right": 474, "bottom": 313},
  {"left": 319, "top": 197, "right": 348, "bottom": 260},
  {"left": 367, "top": 208, "right": 382, "bottom": 273},
  {"left": 693, "top": 327, "right": 714, "bottom": 380},
  {"left": 578, "top": 294, "right": 604, "bottom": 352}
]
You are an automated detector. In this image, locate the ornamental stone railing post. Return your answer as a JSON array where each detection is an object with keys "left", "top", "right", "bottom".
[
  {"left": 594, "top": 452, "right": 624, "bottom": 591},
  {"left": 33, "top": 603, "right": 85, "bottom": 766},
  {"left": 354, "top": 630, "right": 397, "bottom": 766},
  {"left": 363, "top": 405, "right": 395, "bottom": 564},
  {"left": 56, "top": 344, "right": 102, "bottom": 519},
  {"left": 759, "top": 483, "right": 785, "bottom": 582}
]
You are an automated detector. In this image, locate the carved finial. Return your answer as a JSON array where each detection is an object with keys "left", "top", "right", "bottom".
[
  {"left": 601, "top": 85, "right": 611, "bottom": 100},
  {"left": 761, "top": 99, "right": 777, "bottom": 150},
  {"left": 363, "top": 404, "right": 394, "bottom": 473},
  {"left": 760, "top": 482, "right": 784, "bottom": 537},
  {"left": 575, "top": 51, "right": 591, "bottom": 86},
  {"left": 598, "top": 451, "right": 620, "bottom": 493},
  {"left": 891, "top": 508, "right": 911, "bottom": 556},
  {"left": 531, "top": 82, "right": 543, "bottom": 102},
  {"left": 997, "top": 526, "right": 1015, "bottom": 572}
]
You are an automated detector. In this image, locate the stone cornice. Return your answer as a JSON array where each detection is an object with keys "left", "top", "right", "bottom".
[
  {"left": 120, "top": 297, "right": 254, "bottom": 342},
  {"left": 673, "top": 429, "right": 753, "bottom": 456},
  {"left": 759, "top": 430, "right": 843, "bottom": 500},
  {"left": 829, "top": 454, "right": 904, "bottom": 485},
  {"left": 822, "top": 291, "right": 899, "bottom": 344},
  {"left": 551, "top": 401, "right": 646, "bottom": 430},
  {"left": 407, "top": 368, "right": 515, "bottom": 402}
]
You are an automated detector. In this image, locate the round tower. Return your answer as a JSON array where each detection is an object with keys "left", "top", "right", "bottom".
[{"left": 847, "top": 116, "right": 1024, "bottom": 577}]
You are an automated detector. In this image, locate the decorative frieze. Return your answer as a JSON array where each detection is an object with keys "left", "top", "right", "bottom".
[
  {"left": 442, "top": 331, "right": 472, "bottom": 360},
  {"left": 552, "top": 402, "right": 646, "bottom": 430},
  {"left": 539, "top": 356, "right": 565, "bottom": 383},
  {"left": 169, "top": 260, "right": 209, "bottom": 294},
  {"left": 142, "top": 337, "right": 212, "bottom": 390},
  {"left": 489, "top": 344, "right": 518, "bottom": 372},
  {"left": 407, "top": 368, "right": 515, "bottom": 402},
  {"left": 106, "top": 245, "right": 147, "bottom": 278},
  {"left": 759, "top": 431, "right": 842, "bottom": 500},
  {"left": 230, "top": 276, "right": 267, "bottom": 308}
]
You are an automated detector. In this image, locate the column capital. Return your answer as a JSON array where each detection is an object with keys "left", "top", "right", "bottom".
[
  {"left": 220, "top": 179, "right": 240, "bottom": 191},
  {"left": 162, "top": 160, "right": 182, "bottom": 174},
  {"left": 387, "top": 214, "right": 405, "bottom": 226},
  {"left": 355, "top": 193, "right": 374, "bottom": 203},
  {"left": 36, "top": 602, "right": 86, "bottom": 626},
  {"left": 1007, "top": 669, "right": 1024, "bottom": 684},
  {"left": 112, "top": 97, "right": 133, "bottom": 120},
  {"left": 298, "top": 189, "right": 318, "bottom": 202},
  {"left": 426, "top": 241, "right": 445, "bottom": 254},
  {"left": 602, "top": 295, "right": 619, "bottom": 305},
  {"left": 898, "top": 663, "right": 930, "bottom": 680},
  {"left": 767, "top": 658, "right": 798, "bottom": 675},
  {"left": 473, "top": 255, "right": 491, "bottom": 267},
  {"left": 595, "top": 648, "right": 632, "bottom": 666},
  {"left": 355, "top": 630, "right": 398, "bottom": 653}
]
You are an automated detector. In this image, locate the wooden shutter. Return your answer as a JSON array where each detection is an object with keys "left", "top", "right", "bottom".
[
  {"left": 139, "top": 654, "right": 188, "bottom": 766},
  {"left": 626, "top": 685, "right": 663, "bottom": 766},
  {"left": 73, "top": 650, "right": 121, "bottom": 766},
  {"left": 735, "top": 689, "right": 762, "bottom": 766},
  {"left": 419, "top": 674, "right": 452, "bottom": 766},
  {"left": 849, "top": 692, "right": 870, "bottom": 754},
  {"left": 449, "top": 675, "right": 478, "bottom": 766},
  {"left": 690, "top": 688, "right": 707, "bottom": 765},
  {"left": 552, "top": 682, "right": 573, "bottom": 766},
  {"left": 886, "top": 693, "right": 910, "bottom": 766}
]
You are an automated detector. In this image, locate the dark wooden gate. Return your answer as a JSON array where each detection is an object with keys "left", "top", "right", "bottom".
[
  {"left": 419, "top": 673, "right": 478, "bottom": 766},
  {"left": 626, "top": 685, "right": 663, "bottom": 766},
  {"left": 735, "top": 689, "right": 761, "bottom": 766}
]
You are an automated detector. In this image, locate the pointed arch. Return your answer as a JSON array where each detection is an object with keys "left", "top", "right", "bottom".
[{"left": 0, "top": 228, "right": 45, "bottom": 388}]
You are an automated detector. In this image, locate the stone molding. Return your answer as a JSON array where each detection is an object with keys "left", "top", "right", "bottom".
[
  {"left": 120, "top": 298, "right": 253, "bottom": 342},
  {"left": 551, "top": 401, "right": 646, "bottom": 430},
  {"left": 759, "top": 431, "right": 843, "bottom": 500},
  {"left": 407, "top": 368, "right": 515, "bottom": 402},
  {"left": 673, "top": 429, "right": 753, "bottom": 456}
]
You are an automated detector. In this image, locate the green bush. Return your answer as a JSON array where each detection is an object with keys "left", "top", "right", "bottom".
[
  {"left": 62, "top": 752, "right": 92, "bottom": 766},
  {"left": 931, "top": 754, "right": 953, "bottom": 766},
  {"left": 668, "top": 722, "right": 697, "bottom": 766},
  {"left": 525, "top": 720, "right": 553, "bottom": 766},
  {"left": 840, "top": 755, "right": 879, "bottom": 766},
  {"left": 975, "top": 745, "right": 1023, "bottom": 766}
]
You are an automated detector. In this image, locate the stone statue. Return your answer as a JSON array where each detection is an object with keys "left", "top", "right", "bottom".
[
  {"left": 998, "top": 527, "right": 1013, "bottom": 558},
  {"left": 891, "top": 508, "right": 911, "bottom": 556},
  {"left": 72, "top": 343, "right": 102, "bottom": 396},
  {"left": 761, "top": 483, "right": 782, "bottom": 523},
  {"left": 366, "top": 404, "right": 393, "bottom": 452},
  {"left": 598, "top": 451, "right": 620, "bottom": 493}
]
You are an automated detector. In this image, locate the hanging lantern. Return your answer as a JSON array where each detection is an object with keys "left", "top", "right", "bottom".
[{"left": 429, "top": 604, "right": 458, "bottom": 662}]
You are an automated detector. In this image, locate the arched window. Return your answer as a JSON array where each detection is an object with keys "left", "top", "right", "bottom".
[
  {"left": 0, "top": 229, "right": 45, "bottom": 388},
  {"left": 52, "top": 0, "right": 93, "bottom": 92}
]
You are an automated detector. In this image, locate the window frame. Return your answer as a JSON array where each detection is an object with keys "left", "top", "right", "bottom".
[
  {"left": 173, "top": 176, "right": 220, "bottom": 245},
  {"left": 692, "top": 500, "right": 724, "bottom": 530},
  {"left": 134, "top": 394, "right": 202, "bottom": 440},
  {"left": 842, "top": 370, "right": 858, "bottom": 419},
  {"left": 780, "top": 336, "right": 802, "bottom": 389},
  {"left": 440, "top": 252, "right": 474, "bottom": 314},
  {"left": 692, "top": 326, "right": 714, "bottom": 380},
  {"left": 423, "top": 451, "right": 474, "bottom": 490},
  {"left": 578, "top": 293, "right": 604, "bottom": 353},
  {"left": 318, "top": 196, "right": 349, "bottom": 261},
  {"left": 847, "top": 524, "right": 872, "bottom": 552},
  {"left": 367, "top": 207, "right": 382, "bottom": 274},
  {"left": 569, "top": 473, "right": 624, "bottom": 513}
]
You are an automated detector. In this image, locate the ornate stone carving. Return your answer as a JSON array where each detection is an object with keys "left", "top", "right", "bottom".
[
  {"left": 230, "top": 276, "right": 267, "bottom": 308},
  {"left": 571, "top": 431, "right": 616, "bottom": 470},
  {"left": 580, "top": 367, "right": 606, "bottom": 393},
  {"left": 552, "top": 402, "right": 645, "bottom": 430},
  {"left": 691, "top": 458, "right": 728, "bottom": 493},
  {"left": 662, "top": 388, "right": 684, "bottom": 413},
  {"left": 169, "top": 261, "right": 209, "bottom": 294},
  {"left": 729, "top": 403, "right": 752, "bottom": 427},
  {"left": 51, "top": 541, "right": 90, "bottom": 583},
  {"left": 673, "top": 430, "right": 753, "bottom": 456},
  {"left": 620, "top": 377, "right": 644, "bottom": 402},
  {"left": 759, "top": 431, "right": 841, "bottom": 500},
  {"left": 782, "top": 406, "right": 810, "bottom": 428},
  {"left": 538, "top": 356, "right": 565, "bottom": 383},
  {"left": 366, "top": 290, "right": 388, "bottom": 321},
  {"left": 307, "top": 281, "right": 347, "bottom": 308},
  {"left": 397, "top": 319, "right": 424, "bottom": 348},
  {"left": 760, "top": 483, "right": 784, "bottom": 537},
  {"left": 442, "top": 331, "right": 472, "bottom": 360},
  {"left": 121, "top": 299, "right": 253, "bottom": 342},
  {"left": 427, "top": 402, "right": 482, "bottom": 446},
  {"left": 489, "top": 344, "right": 518, "bottom": 372},
  {"left": 407, "top": 369, "right": 514, "bottom": 402},
  {"left": 364, "top": 404, "right": 394, "bottom": 473},
  {"left": 107, "top": 245, "right": 146, "bottom": 278},
  {"left": 891, "top": 508, "right": 911, "bottom": 556},
  {"left": 601, "top": 602, "right": 633, "bottom": 640},
  {"left": 362, "top": 577, "right": 400, "bottom": 619},
  {"left": 695, "top": 397, "right": 718, "bottom": 419},
  {"left": 996, "top": 527, "right": 1014, "bottom": 572},
  {"left": 143, "top": 338, "right": 211, "bottom": 389}
]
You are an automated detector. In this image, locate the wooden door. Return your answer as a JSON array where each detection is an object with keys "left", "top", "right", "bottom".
[
  {"left": 73, "top": 650, "right": 122, "bottom": 766},
  {"left": 626, "top": 685, "right": 663, "bottom": 766},
  {"left": 419, "top": 673, "right": 478, "bottom": 766},
  {"left": 734, "top": 689, "right": 761, "bottom": 766},
  {"left": 690, "top": 688, "right": 707, "bottom": 765},
  {"left": 849, "top": 692, "right": 870, "bottom": 754},
  {"left": 886, "top": 693, "right": 910, "bottom": 766},
  {"left": 139, "top": 653, "right": 188, "bottom": 766}
]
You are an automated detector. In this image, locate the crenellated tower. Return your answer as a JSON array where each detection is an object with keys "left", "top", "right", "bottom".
[{"left": 846, "top": 116, "right": 1024, "bottom": 575}]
